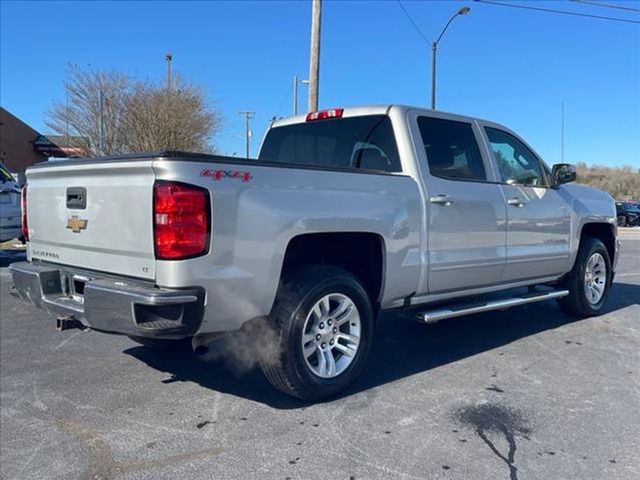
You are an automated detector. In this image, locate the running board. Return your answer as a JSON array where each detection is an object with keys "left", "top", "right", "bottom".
[{"left": 416, "top": 290, "right": 569, "bottom": 324}]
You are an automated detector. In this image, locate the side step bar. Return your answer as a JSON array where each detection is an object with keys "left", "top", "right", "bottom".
[{"left": 417, "top": 290, "right": 569, "bottom": 324}]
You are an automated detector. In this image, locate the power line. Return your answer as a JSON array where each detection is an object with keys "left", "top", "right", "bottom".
[
  {"left": 570, "top": 0, "right": 640, "bottom": 13},
  {"left": 274, "top": 82, "right": 293, "bottom": 118},
  {"left": 474, "top": 0, "right": 640, "bottom": 24},
  {"left": 396, "top": 0, "right": 430, "bottom": 44}
]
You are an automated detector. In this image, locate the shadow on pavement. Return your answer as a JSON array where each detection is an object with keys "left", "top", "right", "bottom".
[{"left": 118, "top": 280, "right": 640, "bottom": 409}]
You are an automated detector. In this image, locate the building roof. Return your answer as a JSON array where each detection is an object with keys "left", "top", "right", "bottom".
[{"left": 33, "top": 134, "right": 90, "bottom": 157}]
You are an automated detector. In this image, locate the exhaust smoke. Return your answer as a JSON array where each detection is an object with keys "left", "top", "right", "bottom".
[{"left": 199, "top": 317, "right": 281, "bottom": 374}]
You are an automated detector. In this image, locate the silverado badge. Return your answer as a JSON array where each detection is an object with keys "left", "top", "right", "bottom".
[{"left": 66, "top": 216, "right": 88, "bottom": 233}]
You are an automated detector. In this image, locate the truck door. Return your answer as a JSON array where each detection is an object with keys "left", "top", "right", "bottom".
[
  {"left": 410, "top": 113, "right": 507, "bottom": 294},
  {"left": 481, "top": 125, "right": 571, "bottom": 281}
]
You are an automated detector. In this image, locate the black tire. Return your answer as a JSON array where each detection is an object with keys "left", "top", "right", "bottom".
[
  {"left": 260, "top": 266, "right": 374, "bottom": 402},
  {"left": 127, "top": 336, "right": 191, "bottom": 350},
  {"left": 617, "top": 215, "right": 627, "bottom": 227},
  {"left": 557, "top": 237, "right": 611, "bottom": 317}
]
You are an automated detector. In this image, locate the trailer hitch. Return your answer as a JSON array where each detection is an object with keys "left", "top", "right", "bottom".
[{"left": 55, "top": 315, "right": 87, "bottom": 332}]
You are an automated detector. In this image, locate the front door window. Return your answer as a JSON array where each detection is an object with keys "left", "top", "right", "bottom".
[{"left": 485, "top": 127, "right": 546, "bottom": 187}]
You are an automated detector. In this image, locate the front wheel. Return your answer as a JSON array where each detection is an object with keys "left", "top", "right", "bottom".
[
  {"left": 260, "top": 266, "right": 374, "bottom": 401},
  {"left": 617, "top": 215, "right": 627, "bottom": 227},
  {"left": 557, "top": 237, "right": 612, "bottom": 317}
]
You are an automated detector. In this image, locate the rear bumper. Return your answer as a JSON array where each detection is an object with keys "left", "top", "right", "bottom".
[{"left": 9, "top": 261, "right": 204, "bottom": 339}]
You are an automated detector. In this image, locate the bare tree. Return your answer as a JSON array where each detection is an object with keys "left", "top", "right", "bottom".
[
  {"left": 122, "top": 77, "right": 218, "bottom": 153},
  {"left": 46, "top": 66, "right": 219, "bottom": 156},
  {"left": 46, "top": 67, "right": 131, "bottom": 155}
]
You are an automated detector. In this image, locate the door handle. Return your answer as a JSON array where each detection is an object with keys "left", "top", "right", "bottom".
[
  {"left": 429, "top": 194, "right": 453, "bottom": 206},
  {"left": 67, "top": 187, "right": 87, "bottom": 209},
  {"left": 507, "top": 197, "right": 526, "bottom": 208}
]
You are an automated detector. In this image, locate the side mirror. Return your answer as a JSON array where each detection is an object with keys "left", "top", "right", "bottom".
[{"left": 551, "top": 163, "right": 576, "bottom": 186}]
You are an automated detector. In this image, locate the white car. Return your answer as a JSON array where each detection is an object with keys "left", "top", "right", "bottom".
[{"left": 0, "top": 161, "right": 22, "bottom": 242}]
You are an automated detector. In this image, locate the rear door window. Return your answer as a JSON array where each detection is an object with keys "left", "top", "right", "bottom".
[
  {"left": 417, "top": 117, "right": 487, "bottom": 181},
  {"left": 259, "top": 115, "right": 402, "bottom": 172}
]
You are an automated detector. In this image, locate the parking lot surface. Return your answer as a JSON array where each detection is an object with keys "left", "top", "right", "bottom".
[{"left": 1, "top": 230, "right": 639, "bottom": 480}]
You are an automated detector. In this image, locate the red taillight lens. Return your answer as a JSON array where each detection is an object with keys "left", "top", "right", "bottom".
[
  {"left": 21, "top": 185, "right": 28, "bottom": 241},
  {"left": 153, "top": 181, "right": 210, "bottom": 260},
  {"left": 306, "top": 108, "right": 344, "bottom": 122}
]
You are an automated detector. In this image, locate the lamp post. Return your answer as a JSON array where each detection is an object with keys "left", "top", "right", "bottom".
[
  {"left": 431, "top": 6, "right": 470, "bottom": 110},
  {"left": 165, "top": 53, "right": 173, "bottom": 90},
  {"left": 293, "top": 75, "right": 310, "bottom": 116}
]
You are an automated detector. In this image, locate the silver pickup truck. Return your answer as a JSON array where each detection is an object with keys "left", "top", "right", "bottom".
[{"left": 10, "top": 105, "right": 619, "bottom": 400}]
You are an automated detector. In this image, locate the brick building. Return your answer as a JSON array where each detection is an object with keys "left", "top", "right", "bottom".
[
  {"left": 0, "top": 107, "right": 88, "bottom": 176},
  {"left": 0, "top": 107, "right": 48, "bottom": 174}
]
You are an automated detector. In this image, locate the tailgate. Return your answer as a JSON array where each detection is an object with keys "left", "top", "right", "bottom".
[{"left": 26, "top": 160, "right": 156, "bottom": 280}]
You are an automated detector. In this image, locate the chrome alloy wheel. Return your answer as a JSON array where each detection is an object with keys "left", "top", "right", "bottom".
[
  {"left": 301, "top": 293, "right": 361, "bottom": 379},
  {"left": 584, "top": 252, "right": 607, "bottom": 305}
]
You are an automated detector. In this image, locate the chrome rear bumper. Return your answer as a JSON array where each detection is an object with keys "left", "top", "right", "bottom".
[{"left": 9, "top": 261, "right": 204, "bottom": 339}]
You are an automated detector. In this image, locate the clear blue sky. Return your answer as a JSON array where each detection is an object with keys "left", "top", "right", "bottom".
[{"left": 2, "top": 0, "right": 639, "bottom": 166}]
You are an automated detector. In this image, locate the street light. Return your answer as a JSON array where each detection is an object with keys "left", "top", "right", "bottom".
[
  {"left": 431, "top": 6, "right": 470, "bottom": 110},
  {"left": 293, "top": 75, "right": 310, "bottom": 116}
]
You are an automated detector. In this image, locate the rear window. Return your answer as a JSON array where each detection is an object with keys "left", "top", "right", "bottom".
[{"left": 259, "top": 115, "right": 402, "bottom": 172}]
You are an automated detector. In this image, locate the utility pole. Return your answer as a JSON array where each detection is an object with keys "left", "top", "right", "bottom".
[
  {"left": 431, "top": 42, "right": 437, "bottom": 110},
  {"left": 165, "top": 53, "right": 172, "bottom": 90},
  {"left": 293, "top": 75, "right": 298, "bottom": 116},
  {"left": 99, "top": 91, "right": 105, "bottom": 156},
  {"left": 239, "top": 111, "right": 255, "bottom": 159},
  {"left": 65, "top": 67, "right": 69, "bottom": 136},
  {"left": 308, "top": 0, "right": 322, "bottom": 112},
  {"left": 561, "top": 101, "right": 565, "bottom": 163},
  {"left": 65, "top": 63, "right": 78, "bottom": 137}
]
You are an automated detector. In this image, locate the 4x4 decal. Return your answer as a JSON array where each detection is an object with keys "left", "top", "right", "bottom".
[{"left": 200, "top": 168, "right": 252, "bottom": 182}]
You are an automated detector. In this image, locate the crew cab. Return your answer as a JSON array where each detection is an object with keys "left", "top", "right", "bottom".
[{"left": 10, "top": 105, "right": 619, "bottom": 400}]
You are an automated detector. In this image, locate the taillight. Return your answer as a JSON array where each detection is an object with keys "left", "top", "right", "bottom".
[
  {"left": 306, "top": 108, "right": 344, "bottom": 122},
  {"left": 153, "top": 181, "right": 210, "bottom": 260},
  {"left": 21, "top": 185, "right": 28, "bottom": 241}
]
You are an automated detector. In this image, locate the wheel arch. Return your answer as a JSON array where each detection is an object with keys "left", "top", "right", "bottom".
[
  {"left": 278, "top": 231, "right": 386, "bottom": 312},
  {"left": 579, "top": 222, "right": 616, "bottom": 266}
]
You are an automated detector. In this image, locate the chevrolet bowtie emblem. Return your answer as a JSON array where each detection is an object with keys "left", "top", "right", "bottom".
[{"left": 66, "top": 216, "right": 88, "bottom": 233}]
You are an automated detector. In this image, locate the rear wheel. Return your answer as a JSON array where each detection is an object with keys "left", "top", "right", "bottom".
[
  {"left": 127, "top": 336, "right": 191, "bottom": 350},
  {"left": 557, "top": 237, "right": 611, "bottom": 317},
  {"left": 260, "top": 266, "right": 374, "bottom": 401}
]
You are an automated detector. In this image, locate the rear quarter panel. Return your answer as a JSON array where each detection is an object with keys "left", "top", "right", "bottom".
[{"left": 152, "top": 159, "right": 423, "bottom": 333}]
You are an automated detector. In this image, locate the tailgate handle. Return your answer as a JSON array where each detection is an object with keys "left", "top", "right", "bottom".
[{"left": 67, "top": 187, "right": 87, "bottom": 209}]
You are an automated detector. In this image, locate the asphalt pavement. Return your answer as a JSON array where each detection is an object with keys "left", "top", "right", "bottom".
[{"left": 1, "top": 230, "right": 639, "bottom": 480}]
